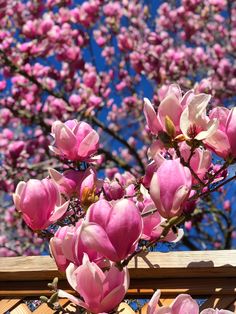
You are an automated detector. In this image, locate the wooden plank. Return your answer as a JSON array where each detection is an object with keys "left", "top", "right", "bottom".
[
  {"left": 1, "top": 277, "right": 236, "bottom": 297},
  {"left": 10, "top": 303, "right": 32, "bottom": 314},
  {"left": 29, "top": 302, "right": 53, "bottom": 314},
  {"left": 0, "top": 298, "right": 22, "bottom": 312},
  {"left": 1, "top": 251, "right": 236, "bottom": 282},
  {"left": 128, "top": 250, "right": 236, "bottom": 279},
  {"left": 0, "top": 279, "right": 73, "bottom": 297},
  {"left": 0, "top": 256, "right": 63, "bottom": 282},
  {"left": 129, "top": 277, "right": 236, "bottom": 295}
]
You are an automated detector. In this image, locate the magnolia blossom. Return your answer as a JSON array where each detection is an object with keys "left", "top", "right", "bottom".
[
  {"left": 103, "top": 179, "right": 125, "bottom": 200},
  {"left": 179, "top": 142, "right": 212, "bottom": 182},
  {"left": 143, "top": 84, "right": 193, "bottom": 135},
  {"left": 205, "top": 107, "right": 236, "bottom": 158},
  {"left": 147, "top": 290, "right": 234, "bottom": 314},
  {"left": 141, "top": 200, "right": 184, "bottom": 242},
  {"left": 50, "top": 120, "right": 99, "bottom": 161},
  {"left": 144, "top": 140, "right": 211, "bottom": 185},
  {"left": 58, "top": 254, "right": 129, "bottom": 314},
  {"left": 80, "top": 199, "right": 143, "bottom": 261},
  {"left": 8, "top": 141, "right": 25, "bottom": 160},
  {"left": 49, "top": 167, "right": 102, "bottom": 207},
  {"left": 13, "top": 179, "right": 69, "bottom": 230},
  {"left": 49, "top": 225, "right": 74, "bottom": 271},
  {"left": 144, "top": 85, "right": 218, "bottom": 141},
  {"left": 50, "top": 220, "right": 105, "bottom": 271},
  {"left": 150, "top": 159, "right": 192, "bottom": 218},
  {"left": 180, "top": 93, "right": 218, "bottom": 140}
]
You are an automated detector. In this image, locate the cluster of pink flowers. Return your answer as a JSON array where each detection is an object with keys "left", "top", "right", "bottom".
[
  {"left": 11, "top": 84, "right": 236, "bottom": 313},
  {"left": 0, "top": 0, "right": 235, "bottom": 256}
]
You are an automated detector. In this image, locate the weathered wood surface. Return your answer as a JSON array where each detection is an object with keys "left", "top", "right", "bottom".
[
  {"left": 1, "top": 250, "right": 236, "bottom": 281},
  {"left": 0, "top": 251, "right": 236, "bottom": 312}
]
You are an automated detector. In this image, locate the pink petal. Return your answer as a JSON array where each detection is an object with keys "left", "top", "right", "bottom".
[
  {"left": 158, "top": 93, "right": 182, "bottom": 132},
  {"left": 58, "top": 289, "right": 88, "bottom": 309},
  {"left": 147, "top": 289, "right": 161, "bottom": 314},
  {"left": 171, "top": 294, "right": 199, "bottom": 314},
  {"left": 78, "top": 130, "right": 99, "bottom": 158},
  {"left": 80, "top": 222, "right": 119, "bottom": 261},
  {"left": 49, "top": 200, "right": 69, "bottom": 223},
  {"left": 143, "top": 98, "right": 161, "bottom": 134}
]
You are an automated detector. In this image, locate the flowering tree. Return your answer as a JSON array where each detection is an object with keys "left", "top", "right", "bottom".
[
  {"left": 1, "top": 0, "right": 236, "bottom": 256},
  {"left": 0, "top": 0, "right": 235, "bottom": 311}
]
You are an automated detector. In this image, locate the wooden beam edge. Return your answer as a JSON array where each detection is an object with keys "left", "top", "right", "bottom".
[{"left": 1, "top": 251, "right": 236, "bottom": 281}]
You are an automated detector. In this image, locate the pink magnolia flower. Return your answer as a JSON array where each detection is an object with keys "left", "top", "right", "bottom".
[
  {"left": 141, "top": 200, "right": 184, "bottom": 242},
  {"left": 204, "top": 107, "right": 231, "bottom": 158},
  {"left": 50, "top": 120, "right": 99, "bottom": 161},
  {"left": 223, "top": 200, "right": 231, "bottom": 211},
  {"left": 49, "top": 225, "right": 74, "bottom": 271},
  {"left": 103, "top": 179, "right": 125, "bottom": 201},
  {"left": 80, "top": 199, "right": 143, "bottom": 262},
  {"left": 179, "top": 142, "right": 212, "bottom": 183},
  {"left": 49, "top": 167, "right": 102, "bottom": 202},
  {"left": 222, "top": 107, "right": 236, "bottom": 158},
  {"left": 180, "top": 93, "right": 218, "bottom": 140},
  {"left": 150, "top": 159, "right": 192, "bottom": 218},
  {"left": 143, "top": 84, "right": 194, "bottom": 135},
  {"left": 58, "top": 254, "right": 129, "bottom": 314},
  {"left": 208, "top": 105, "right": 236, "bottom": 157},
  {"left": 69, "top": 94, "right": 81, "bottom": 109},
  {"left": 13, "top": 179, "right": 69, "bottom": 230},
  {"left": 148, "top": 290, "right": 199, "bottom": 314},
  {"left": 8, "top": 141, "right": 25, "bottom": 160},
  {"left": 50, "top": 220, "right": 104, "bottom": 271}
]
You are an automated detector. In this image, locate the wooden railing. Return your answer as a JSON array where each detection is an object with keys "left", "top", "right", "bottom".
[{"left": 1, "top": 250, "right": 236, "bottom": 313}]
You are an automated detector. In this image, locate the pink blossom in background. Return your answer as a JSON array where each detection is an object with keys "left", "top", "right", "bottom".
[
  {"left": 8, "top": 141, "right": 25, "bottom": 160},
  {"left": 50, "top": 120, "right": 99, "bottom": 162}
]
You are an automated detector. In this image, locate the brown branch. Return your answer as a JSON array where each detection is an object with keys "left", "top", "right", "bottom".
[
  {"left": 0, "top": 50, "right": 145, "bottom": 173},
  {"left": 190, "top": 173, "right": 236, "bottom": 201}
]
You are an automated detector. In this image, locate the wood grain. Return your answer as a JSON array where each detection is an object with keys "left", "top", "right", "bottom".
[{"left": 1, "top": 250, "right": 236, "bottom": 281}]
